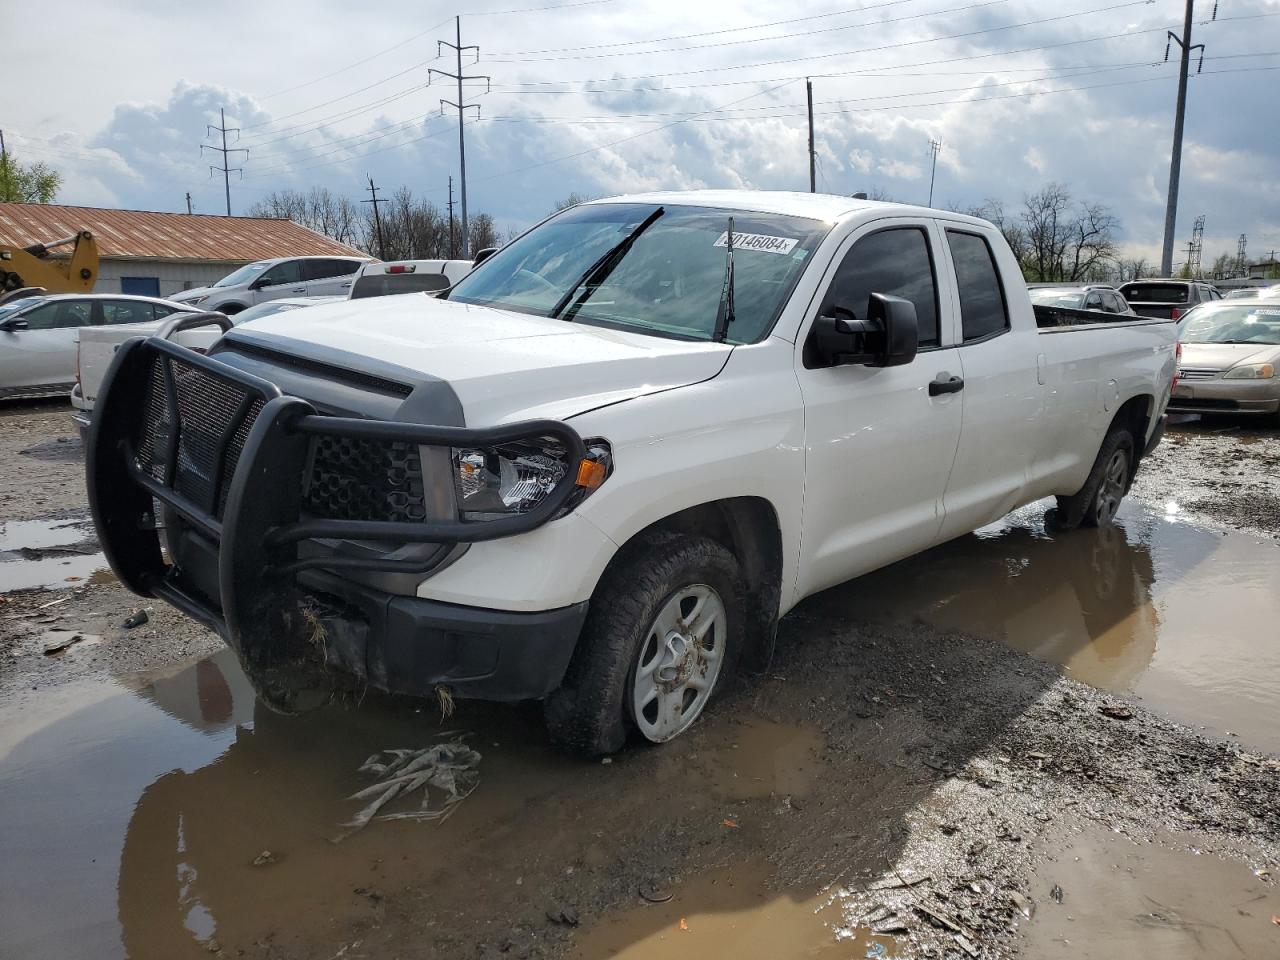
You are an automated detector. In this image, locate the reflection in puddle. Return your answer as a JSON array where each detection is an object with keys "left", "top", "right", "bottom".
[
  {"left": 0, "top": 650, "right": 830, "bottom": 959},
  {"left": 809, "top": 499, "right": 1280, "bottom": 753},
  {"left": 570, "top": 862, "right": 895, "bottom": 960},
  {"left": 0, "top": 515, "right": 106, "bottom": 592},
  {"left": 1023, "top": 826, "right": 1280, "bottom": 959}
]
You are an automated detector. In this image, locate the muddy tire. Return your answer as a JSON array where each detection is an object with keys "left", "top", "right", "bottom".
[
  {"left": 544, "top": 533, "right": 745, "bottom": 757},
  {"left": 1052, "top": 427, "right": 1136, "bottom": 530}
]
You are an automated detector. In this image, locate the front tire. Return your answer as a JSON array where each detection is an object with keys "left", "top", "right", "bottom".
[
  {"left": 1053, "top": 427, "right": 1135, "bottom": 529},
  {"left": 544, "top": 534, "right": 744, "bottom": 756}
]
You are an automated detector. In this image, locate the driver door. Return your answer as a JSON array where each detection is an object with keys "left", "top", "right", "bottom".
[
  {"left": 0, "top": 298, "right": 92, "bottom": 394},
  {"left": 251, "top": 260, "right": 306, "bottom": 304},
  {"left": 793, "top": 219, "right": 964, "bottom": 601}
]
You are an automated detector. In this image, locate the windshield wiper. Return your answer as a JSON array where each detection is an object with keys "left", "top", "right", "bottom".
[
  {"left": 550, "top": 206, "right": 664, "bottom": 320},
  {"left": 711, "top": 216, "right": 736, "bottom": 343}
]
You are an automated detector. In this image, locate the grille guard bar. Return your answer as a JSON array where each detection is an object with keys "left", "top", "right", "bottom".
[{"left": 87, "top": 336, "right": 586, "bottom": 645}]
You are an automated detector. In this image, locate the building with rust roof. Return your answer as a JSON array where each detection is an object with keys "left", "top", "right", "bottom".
[{"left": 0, "top": 202, "right": 367, "bottom": 298}]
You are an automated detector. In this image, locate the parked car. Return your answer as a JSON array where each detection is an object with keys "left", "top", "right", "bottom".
[
  {"left": 1, "top": 293, "right": 196, "bottom": 400},
  {"left": 71, "top": 296, "right": 341, "bottom": 426},
  {"left": 1118, "top": 278, "right": 1222, "bottom": 320},
  {"left": 1170, "top": 300, "right": 1280, "bottom": 418},
  {"left": 1027, "top": 284, "right": 1136, "bottom": 316},
  {"left": 1223, "top": 285, "right": 1279, "bottom": 301},
  {"left": 348, "top": 259, "right": 474, "bottom": 299},
  {"left": 85, "top": 191, "right": 1176, "bottom": 754},
  {"left": 169, "top": 256, "right": 369, "bottom": 315}
]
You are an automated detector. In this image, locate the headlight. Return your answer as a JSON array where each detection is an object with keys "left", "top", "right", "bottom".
[
  {"left": 452, "top": 438, "right": 611, "bottom": 519},
  {"left": 1223, "top": 362, "right": 1275, "bottom": 379},
  {"left": 184, "top": 294, "right": 209, "bottom": 305}
]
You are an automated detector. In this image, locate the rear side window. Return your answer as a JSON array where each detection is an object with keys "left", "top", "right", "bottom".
[
  {"left": 821, "top": 227, "right": 939, "bottom": 346},
  {"left": 946, "top": 230, "right": 1009, "bottom": 342},
  {"left": 101, "top": 300, "right": 155, "bottom": 325},
  {"left": 1122, "top": 283, "right": 1187, "bottom": 303},
  {"left": 351, "top": 272, "right": 455, "bottom": 299},
  {"left": 304, "top": 259, "right": 361, "bottom": 281}
]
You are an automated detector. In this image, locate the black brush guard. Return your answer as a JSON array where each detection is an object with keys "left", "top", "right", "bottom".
[{"left": 86, "top": 335, "right": 586, "bottom": 672}]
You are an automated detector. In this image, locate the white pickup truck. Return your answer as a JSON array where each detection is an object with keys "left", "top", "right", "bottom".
[{"left": 86, "top": 191, "right": 1176, "bottom": 755}]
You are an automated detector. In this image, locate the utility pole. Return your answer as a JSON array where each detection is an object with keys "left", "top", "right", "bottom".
[
  {"left": 927, "top": 139, "right": 943, "bottom": 207},
  {"left": 0, "top": 129, "right": 8, "bottom": 201},
  {"left": 1160, "top": 0, "right": 1210, "bottom": 277},
  {"left": 447, "top": 176, "right": 457, "bottom": 259},
  {"left": 431, "top": 18, "right": 490, "bottom": 258},
  {"left": 201, "top": 108, "right": 247, "bottom": 217},
  {"left": 806, "top": 79, "right": 816, "bottom": 193},
  {"left": 363, "top": 175, "right": 387, "bottom": 261},
  {"left": 185, "top": 192, "right": 193, "bottom": 215}
]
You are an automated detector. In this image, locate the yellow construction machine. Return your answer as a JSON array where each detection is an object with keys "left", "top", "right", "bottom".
[{"left": 0, "top": 230, "right": 98, "bottom": 299}]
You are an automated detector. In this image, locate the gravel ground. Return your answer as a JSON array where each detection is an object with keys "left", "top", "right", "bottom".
[{"left": 1, "top": 404, "right": 1278, "bottom": 960}]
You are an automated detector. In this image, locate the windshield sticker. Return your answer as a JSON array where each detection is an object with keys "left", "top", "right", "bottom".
[{"left": 714, "top": 232, "right": 798, "bottom": 255}]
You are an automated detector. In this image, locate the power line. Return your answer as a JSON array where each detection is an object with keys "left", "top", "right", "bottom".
[{"left": 201, "top": 108, "right": 247, "bottom": 216}]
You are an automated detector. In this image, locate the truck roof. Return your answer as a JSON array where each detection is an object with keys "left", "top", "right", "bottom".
[{"left": 588, "top": 189, "right": 984, "bottom": 227}]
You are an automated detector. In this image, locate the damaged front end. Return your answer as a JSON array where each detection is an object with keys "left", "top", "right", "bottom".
[{"left": 86, "top": 334, "right": 593, "bottom": 711}]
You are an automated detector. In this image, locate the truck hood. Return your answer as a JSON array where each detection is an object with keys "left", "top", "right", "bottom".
[
  {"left": 224, "top": 293, "right": 732, "bottom": 424},
  {"left": 1179, "top": 342, "right": 1280, "bottom": 371}
]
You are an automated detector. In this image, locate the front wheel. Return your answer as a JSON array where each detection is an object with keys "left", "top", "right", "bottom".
[
  {"left": 1053, "top": 428, "right": 1135, "bottom": 529},
  {"left": 544, "top": 534, "right": 744, "bottom": 756}
]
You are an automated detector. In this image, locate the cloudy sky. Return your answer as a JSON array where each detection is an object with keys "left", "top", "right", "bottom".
[{"left": 7, "top": 0, "right": 1279, "bottom": 264}]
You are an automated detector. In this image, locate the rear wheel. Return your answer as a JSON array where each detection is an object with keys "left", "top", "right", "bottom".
[
  {"left": 544, "top": 534, "right": 744, "bottom": 756},
  {"left": 1052, "top": 428, "right": 1135, "bottom": 529}
]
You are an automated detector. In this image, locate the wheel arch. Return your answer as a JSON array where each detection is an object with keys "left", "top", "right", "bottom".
[
  {"left": 602, "top": 497, "right": 784, "bottom": 673},
  {"left": 1111, "top": 393, "right": 1155, "bottom": 485}
]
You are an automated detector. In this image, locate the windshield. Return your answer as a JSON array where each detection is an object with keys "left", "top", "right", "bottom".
[
  {"left": 1178, "top": 303, "right": 1280, "bottom": 345},
  {"left": 1028, "top": 289, "right": 1085, "bottom": 308},
  {"left": 214, "top": 261, "right": 272, "bottom": 288},
  {"left": 447, "top": 203, "right": 831, "bottom": 343},
  {"left": 1122, "top": 283, "right": 1188, "bottom": 303},
  {"left": 0, "top": 297, "right": 43, "bottom": 317},
  {"left": 233, "top": 300, "right": 314, "bottom": 324}
]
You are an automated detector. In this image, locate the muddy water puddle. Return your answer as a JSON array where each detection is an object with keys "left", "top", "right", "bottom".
[
  {"left": 0, "top": 649, "right": 832, "bottom": 959},
  {"left": 0, "top": 515, "right": 106, "bottom": 592},
  {"left": 809, "top": 499, "right": 1280, "bottom": 753},
  {"left": 570, "top": 862, "right": 897, "bottom": 960},
  {"left": 1021, "top": 826, "right": 1280, "bottom": 958}
]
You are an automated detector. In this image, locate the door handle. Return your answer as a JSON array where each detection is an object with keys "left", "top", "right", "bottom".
[
  {"left": 290, "top": 287, "right": 307, "bottom": 293},
  {"left": 929, "top": 374, "right": 964, "bottom": 396}
]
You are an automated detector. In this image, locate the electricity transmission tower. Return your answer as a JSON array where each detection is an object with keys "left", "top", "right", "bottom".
[
  {"left": 1235, "top": 234, "right": 1247, "bottom": 277},
  {"left": 1188, "top": 214, "right": 1205, "bottom": 278},
  {"left": 1160, "top": 0, "right": 1213, "bottom": 277},
  {"left": 431, "top": 18, "right": 490, "bottom": 258},
  {"left": 927, "top": 139, "right": 942, "bottom": 207},
  {"left": 201, "top": 108, "right": 247, "bottom": 217}
]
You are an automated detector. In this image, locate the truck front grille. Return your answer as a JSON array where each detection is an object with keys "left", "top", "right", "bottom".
[{"left": 304, "top": 435, "right": 429, "bottom": 524}]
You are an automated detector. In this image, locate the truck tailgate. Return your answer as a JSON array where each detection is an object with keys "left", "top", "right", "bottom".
[{"left": 78, "top": 323, "right": 222, "bottom": 409}]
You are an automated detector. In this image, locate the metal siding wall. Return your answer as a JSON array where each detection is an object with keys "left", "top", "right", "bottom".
[{"left": 95, "top": 260, "right": 244, "bottom": 297}]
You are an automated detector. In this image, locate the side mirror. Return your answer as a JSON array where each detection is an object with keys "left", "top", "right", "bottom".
[
  {"left": 472, "top": 247, "right": 498, "bottom": 266},
  {"left": 810, "top": 292, "right": 918, "bottom": 368},
  {"left": 0, "top": 318, "right": 29, "bottom": 332},
  {"left": 249, "top": 276, "right": 272, "bottom": 290}
]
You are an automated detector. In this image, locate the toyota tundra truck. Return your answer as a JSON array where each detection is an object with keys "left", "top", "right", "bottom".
[{"left": 86, "top": 191, "right": 1177, "bottom": 755}]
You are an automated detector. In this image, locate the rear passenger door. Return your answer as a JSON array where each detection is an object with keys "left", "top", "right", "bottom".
[
  {"left": 302, "top": 259, "right": 361, "bottom": 297},
  {"left": 793, "top": 219, "right": 965, "bottom": 599},
  {"left": 937, "top": 226, "right": 1045, "bottom": 540}
]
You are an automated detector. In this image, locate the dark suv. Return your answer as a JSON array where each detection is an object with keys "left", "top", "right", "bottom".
[{"left": 1118, "top": 279, "right": 1222, "bottom": 321}]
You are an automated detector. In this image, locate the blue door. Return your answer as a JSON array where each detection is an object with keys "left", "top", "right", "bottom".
[{"left": 120, "top": 277, "right": 161, "bottom": 297}]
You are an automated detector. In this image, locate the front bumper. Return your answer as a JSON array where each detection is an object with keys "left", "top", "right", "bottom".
[
  {"left": 1168, "top": 379, "right": 1280, "bottom": 414},
  {"left": 86, "top": 335, "right": 590, "bottom": 701}
]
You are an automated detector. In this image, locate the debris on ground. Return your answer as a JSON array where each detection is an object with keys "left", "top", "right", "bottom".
[
  {"left": 638, "top": 882, "right": 672, "bottom": 903},
  {"left": 41, "top": 632, "right": 85, "bottom": 656},
  {"left": 339, "top": 739, "right": 481, "bottom": 836},
  {"left": 1050, "top": 884, "right": 1064, "bottom": 904},
  {"left": 1099, "top": 704, "right": 1134, "bottom": 721},
  {"left": 1008, "top": 890, "right": 1035, "bottom": 919},
  {"left": 545, "top": 904, "right": 579, "bottom": 926},
  {"left": 251, "top": 850, "right": 276, "bottom": 867},
  {"left": 122, "top": 609, "right": 148, "bottom": 629}
]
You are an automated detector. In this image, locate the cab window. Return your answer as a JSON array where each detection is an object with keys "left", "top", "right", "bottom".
[
  {"left": 820, "top": 227, "right": 940, "bottom": 347},
  {"left": 946, "top": 230, "right": 1009, "bottom": 341}
]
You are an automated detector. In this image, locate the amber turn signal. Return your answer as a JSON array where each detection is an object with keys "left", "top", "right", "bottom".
[{"left": 575, "top": 458, "right": 608, "bottom": 489}]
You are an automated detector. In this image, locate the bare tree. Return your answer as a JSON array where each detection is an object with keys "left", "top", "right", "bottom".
[
  {"left": 1064, "top": 201, "right": 1118, "bottom": 282},
  {"left": 1207, "top": 252, "right": 1233, "bottom": 280},
  {"left": 248, "top": 188, "right": 357, "bottom": 245},
  {"left": 469, "top": 213, "right": 499, "bottom": 253},
  {"left": 552, "top": 192, "right": 597, "bottom": 212},
  {"left": 1117, "top": 256, "right": 1150, "bottom": 282}
]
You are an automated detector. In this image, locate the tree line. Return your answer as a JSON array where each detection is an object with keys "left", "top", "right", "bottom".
[{"left": 247, "top": 187, "right": 501, "bottom": 260}]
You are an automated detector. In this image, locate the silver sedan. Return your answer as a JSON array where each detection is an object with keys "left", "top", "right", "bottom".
[{"left": 1171, "top": 301, "right": 1280, "bottom": 419}]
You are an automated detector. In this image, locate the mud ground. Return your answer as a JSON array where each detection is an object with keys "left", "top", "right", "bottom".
[{"left": 1, "top": 405, "right": 1278, "bottom": 960}]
